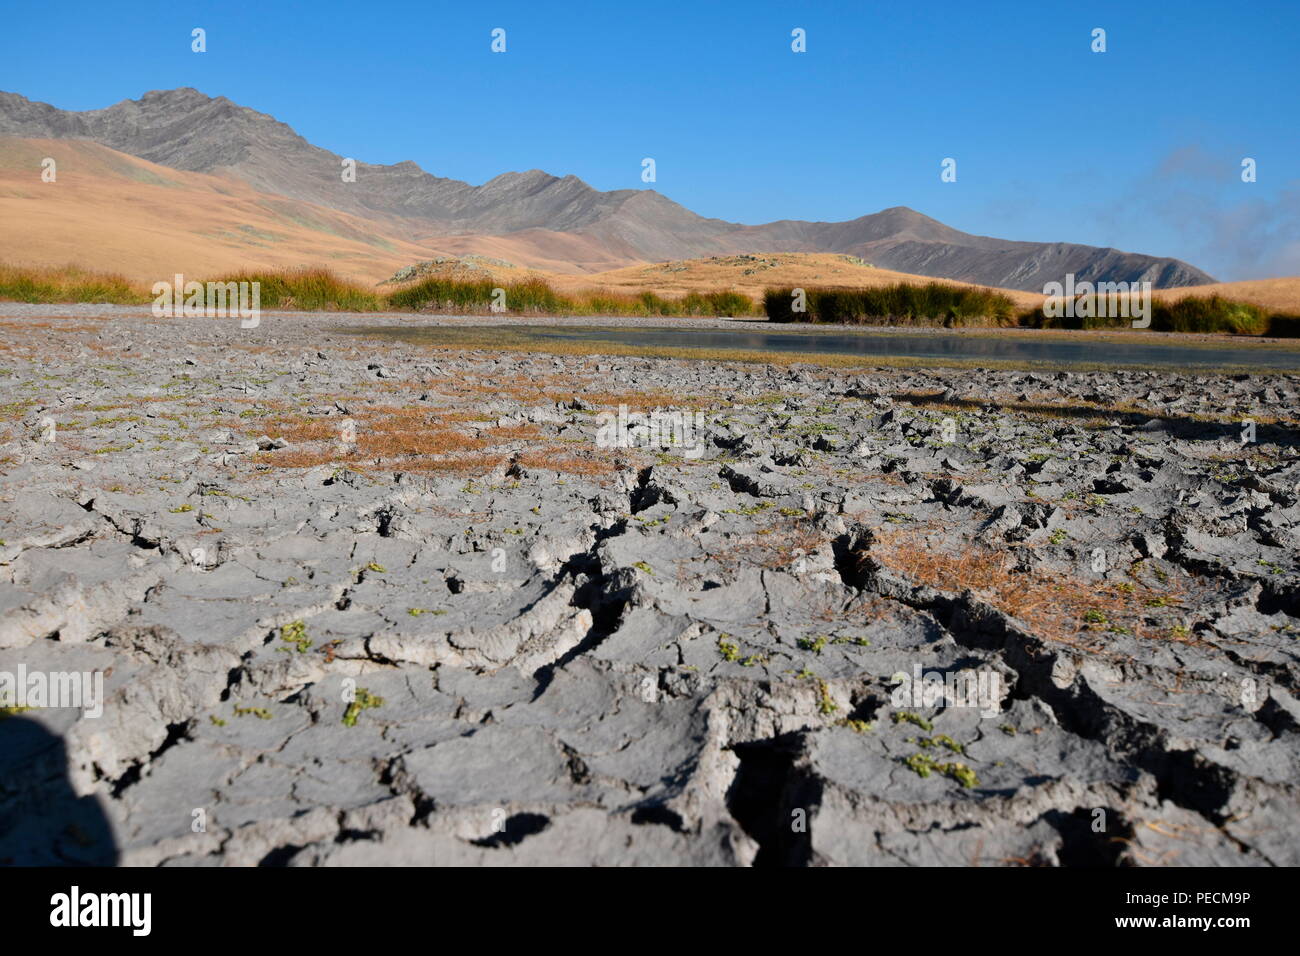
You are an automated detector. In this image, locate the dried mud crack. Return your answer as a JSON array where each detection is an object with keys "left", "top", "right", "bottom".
[{"left": 1, "top": 306, "right": 1298, "bottom": 867}]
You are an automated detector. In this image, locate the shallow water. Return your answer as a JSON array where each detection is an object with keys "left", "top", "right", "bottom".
[{"left": 362, "top": 323, "right": 1300, "bottom": 372}]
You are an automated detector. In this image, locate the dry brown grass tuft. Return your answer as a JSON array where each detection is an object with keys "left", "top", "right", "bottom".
[
  {"left": 388, "top": 452, "right": 507, "bottom": 475},
  {"left": 353, "top": 406, "right": 486, "bottom": 458},
  {"left": 871, "top": 530, "right": 1202, "bottom": 649},
  {"left": 245, "top": 404, "right": 488, "bottom": 473},
  {"left": 515, "top": 447, "right": 621, "bottom": 477},
  {"left": 486, "top": 423, "right": 544, "bottom": 442}
]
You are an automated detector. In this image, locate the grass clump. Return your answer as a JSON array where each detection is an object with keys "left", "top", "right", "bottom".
[
  {"left": 762, "top": 278, "right": 1299, "bottom": 337},
  {"left": 765, "top": 282, "right": 1017, "bottom": 327},
  {"left": 1030, "top": 292, "right": 1300, "bottom": 336},
  {"left": 0, "top": 264, "right": 148, "bottom": 304},
  {"left": 388, "top": 275, "right": 760, "bottom": 317},
  {"left": 210, "top": 266, "right": 383, "bottom": 311}
]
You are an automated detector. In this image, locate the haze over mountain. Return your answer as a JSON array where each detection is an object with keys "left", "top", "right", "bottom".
[{"left": 0, "top": 88, "right": 1216, "bottom": 289}]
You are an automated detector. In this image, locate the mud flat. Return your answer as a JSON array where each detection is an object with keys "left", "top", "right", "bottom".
[{"left": 1, "top": 305, "right": 1298, "bottom": 866}]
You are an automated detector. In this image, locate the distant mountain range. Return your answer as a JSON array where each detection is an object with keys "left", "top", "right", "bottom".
[{"left": 0, "top": 88, "right": 1216, "bottom": 289}]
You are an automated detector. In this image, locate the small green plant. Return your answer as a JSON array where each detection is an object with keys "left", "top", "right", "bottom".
[
  {"left": 407, "top": 607, "right": 447, "bottom": 617},
  {"left": 932, "top": 734, "right": 964, "bottom": 754},
  {"left": 717, "top": 637, "right": 740, "bottom": 662},
  {"left": 632, "top": 561, "right": 654, "bottom": 575},
  {"left": 904, "top": 752, "right": 938, "bottom": 777},
  {"left": 278, "top": 619, "right": 311, "bottom": 653},
  {"left": 342, "top": 688, "right": 384, "bottom": 727},
  {"left": 816, "top": 679, "right": 838, "bottom": 715},
  {"left": 797, "top": 635, "right": 827, "bottom": 654},
  {"left": 902, "top": 753, "right": 979, "bottom": 788},
  {"left": 943, "top": 762, "right": 980, "bottom": 788},
  {"left": 831, "top": 635, "right": 871, "bottom": 647},
  {"left": 233, "top": 705, "right": 273, "bottom": 720},
  {"left": 892, "top": 711, "right": 933, "bottom": 732},
  {"left": 168, "top": 504, "right": 193, "bottom": 513}
]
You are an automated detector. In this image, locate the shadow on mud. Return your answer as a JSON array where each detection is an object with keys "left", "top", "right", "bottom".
[
  {"left": 0, "top": 714, "right": 118, "bottom": 865},
  {"left": 900, "top": 391, "right": 1300, "bottom": 449}
]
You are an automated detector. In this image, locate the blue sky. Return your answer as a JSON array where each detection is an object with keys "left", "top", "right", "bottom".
[{"left": 4, "top": 0, "right": 1298, "bottom": 280}]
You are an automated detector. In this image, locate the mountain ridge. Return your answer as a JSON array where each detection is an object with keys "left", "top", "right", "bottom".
[{"left": 0, "top": 88, "right": 1216, "bottom": 289}]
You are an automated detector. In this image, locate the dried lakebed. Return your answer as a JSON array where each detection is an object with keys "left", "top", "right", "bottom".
[{"left": 1, "top": 307, "right": 1298, "bottom": 866}]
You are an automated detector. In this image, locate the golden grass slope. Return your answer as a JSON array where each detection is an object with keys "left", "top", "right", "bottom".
[
  {"left": 421, "top": 230, "right": 644, "bottom": 275},
  {"left": 1153, "top": 278, "right": 1300, "bottom": 315},
  {"left": 0, "top": 138, "right": 449, "bottom": 285},
  {"left": 564, "top": 253, "right": 1047, "bottom": 309}
]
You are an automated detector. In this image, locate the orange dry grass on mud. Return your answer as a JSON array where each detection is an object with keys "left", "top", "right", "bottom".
[
  {"left": 241, "top": 402, "right": 618, "bottom": 477},
  {"left": 515, "top": 446, "right": 620, "bottom": 477},
  {"left": 248, "top": 404, "right": 489, "bottom": 472},
  {"left": 351, "top": 406, "right": 486, "bottom": 458},
  {"left": 870, "top": 531, "right": 1197, "bottom": 648},
  {"left": 486, "top": 423, "right": 544, "bottom": 442}
]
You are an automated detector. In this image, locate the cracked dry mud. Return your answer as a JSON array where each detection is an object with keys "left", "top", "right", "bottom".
[{"left": 2, "top": 306, "right": 1298, "bottom": 867}]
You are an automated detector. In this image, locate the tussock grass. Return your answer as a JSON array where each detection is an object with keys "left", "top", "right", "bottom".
[
  {"left": 766, "top": 282, "right": 1300, "bottom": 337},
  {"left": 1030, "top": 294, "right": 1291, "bottom": 336},
  {"left": 0, "top": 264, "right": 148, "bottom": 305},
  {"left": 764, "top": 283, "right": 1017, "bottom": 326},
  {"left": 212, "top": 267, "right": 384, "bottom": 312},
  {"left": 387, "top": 275, "right": 759, "bottom": 316}
]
